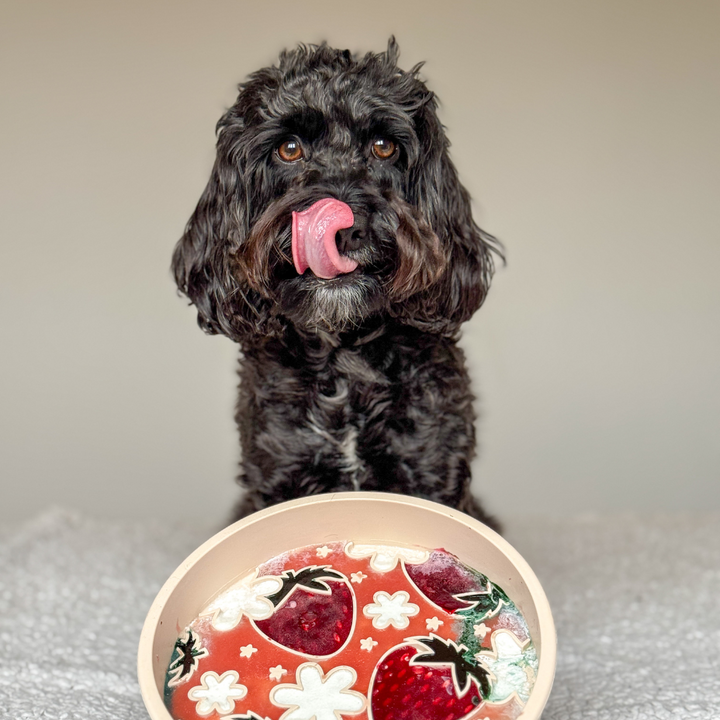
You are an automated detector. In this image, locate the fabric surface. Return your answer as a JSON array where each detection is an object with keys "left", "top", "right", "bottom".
[{"left": 0, "top": 509, "right": 718, "bottom": 719}]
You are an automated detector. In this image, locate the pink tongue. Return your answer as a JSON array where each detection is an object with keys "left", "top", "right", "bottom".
[{"left": 292, "top": 198, "right": 358, "bottom": 279}]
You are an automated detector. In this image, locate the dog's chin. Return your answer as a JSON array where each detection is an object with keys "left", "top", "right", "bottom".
[{"left": 277, "top": 271, "right": 385, "bottom": 333}]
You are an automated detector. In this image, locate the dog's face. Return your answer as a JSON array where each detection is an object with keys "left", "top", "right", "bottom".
[{"left": 173, "top": 40, "right": 498, "bottom": 341}]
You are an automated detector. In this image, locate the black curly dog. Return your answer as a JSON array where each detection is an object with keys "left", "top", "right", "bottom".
[{"left": 172, "top": 40, "right": 502, "bottom": 530}]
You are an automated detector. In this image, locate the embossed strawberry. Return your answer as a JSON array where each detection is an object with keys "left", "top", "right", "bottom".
[
  {"left": 253, "top": 565, "right": 355, "bottom": 657},
  {"left": 369, "top": 635, "right": 491, "bottom": 720},
  {"left": 405, "top": 549, "right": 507, "bottom": 617}
]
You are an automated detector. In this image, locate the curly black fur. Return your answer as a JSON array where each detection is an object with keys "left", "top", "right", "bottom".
[{"left": 172, "top": 39, "right": 502, "bottom": 530}]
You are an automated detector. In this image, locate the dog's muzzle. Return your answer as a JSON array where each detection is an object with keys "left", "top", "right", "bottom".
[{"left": 291, "top": 198, "right": 359, "bottom": 279}]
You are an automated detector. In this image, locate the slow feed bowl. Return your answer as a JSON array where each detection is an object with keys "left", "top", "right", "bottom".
[{"left": 138, "top": 493, "right": 555, "bottom": 720}]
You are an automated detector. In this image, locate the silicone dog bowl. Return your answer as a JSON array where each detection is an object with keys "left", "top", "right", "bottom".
[{"left": 138, "top": 492, "right": 555, "bottom": 720}]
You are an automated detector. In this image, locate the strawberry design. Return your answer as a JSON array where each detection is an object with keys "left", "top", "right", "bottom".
[
  {"left": 405, "top": 549, "right": 496, "bottom": 614},
  {"left": 369, "top": 635, "right": 490, "bottom": 720},
  {"left": 253, "top": 565, "right": 355, "bottom": 657},
  {"left": 164, "top": 541, "right": 536, "bottom": 720}
]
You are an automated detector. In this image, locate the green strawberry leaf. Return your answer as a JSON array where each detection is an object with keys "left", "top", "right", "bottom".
[
  {"left": 411, "top": 634, "right": 491, "bottom": 698},
  {"left": 266, "top": 566, "right": 345, "bottom": 607},
  {"left": 454, "top": 581, "right": 507, "bottom": 620}
]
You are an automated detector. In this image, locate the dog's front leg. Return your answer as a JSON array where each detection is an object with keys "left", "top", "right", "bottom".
[{"left": 355, "top": 332, "right": 501, "bottom": 532}]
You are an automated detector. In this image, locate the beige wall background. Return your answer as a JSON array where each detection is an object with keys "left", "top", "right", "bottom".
[{"left": 1, "top": 0, "right": 718, "bottom": 524}]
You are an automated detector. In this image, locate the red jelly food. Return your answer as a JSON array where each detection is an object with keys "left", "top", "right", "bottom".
[{"left": 164, "top": 541, "right": 538, "bottom": 720}]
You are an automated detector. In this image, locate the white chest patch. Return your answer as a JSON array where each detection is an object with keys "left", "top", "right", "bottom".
[
  {"left": 306, "top": 409, "right": 363, "bottom": 490},
  {"left": 340, "top": 426, "right": 361, "bottom": 490}
]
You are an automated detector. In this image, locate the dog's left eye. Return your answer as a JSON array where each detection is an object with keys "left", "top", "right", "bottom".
[
  {"left": 372, "top": 138, "right": 397, "bottom": 160},
  {"left": 277, "top": 139, "right": 304, "bottom": 162}
]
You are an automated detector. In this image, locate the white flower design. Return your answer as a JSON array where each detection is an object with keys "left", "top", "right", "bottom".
[
  {"left": 188, "top": 670, "right": 247, "bottom": 716},
  {"left": 269, "top": 665, "right": 288, "bottom": 681},
  {"left": 360, "top": 637, "right": 378, "bottom": 652},
  {"left": 473, "top": 623, "right": 490, "bottom": 640},
  {"left": 239, "top": 644, "right": 258, "bottom": 658},
  {"left": 425, "top": 616, "right": 444, "bottom": 631},
  {"left": 363, "top": 591, "right": 419, "bottom": 629},
  {"left": 350, "top": 571, "right": 367, "bottom": 584},
  {"left": 476, "top": 629, "right": 538, "bottom": 705},
  {"left": 345, "top": 542, "right": 429, "bottom": 572},
  {"left": 203, "top": 571, "right": 282, "bottom": 631},
  {"left": 316, "top": 545, "right": 332, "bottom": 558},
  {"left": 271, "top": 663, "right": 365, "bottom": 719}
]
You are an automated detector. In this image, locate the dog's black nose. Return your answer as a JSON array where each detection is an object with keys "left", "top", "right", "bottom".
[{"left": 335, "top": 215, "right": 368, "bottom": 254}]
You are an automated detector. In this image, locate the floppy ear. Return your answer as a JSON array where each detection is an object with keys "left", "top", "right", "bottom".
[
  {"left": 172, "top": 110, "right": 274, "bottom": 343},
  {"left": 396, "top": 96, "right": 501, "bottom": 335}
]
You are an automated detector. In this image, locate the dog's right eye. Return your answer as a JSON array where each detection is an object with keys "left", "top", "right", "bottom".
[
  {"left": 277, "top": 139, "right": 304, "bottom": 163},
  {"left": 371, "top": 138, "right": 397, "bottom": 160}
]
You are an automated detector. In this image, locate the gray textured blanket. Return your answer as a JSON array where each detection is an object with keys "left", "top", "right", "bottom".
[{"left": 1, "top": 510, "right": 718, "bottom": 719}]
